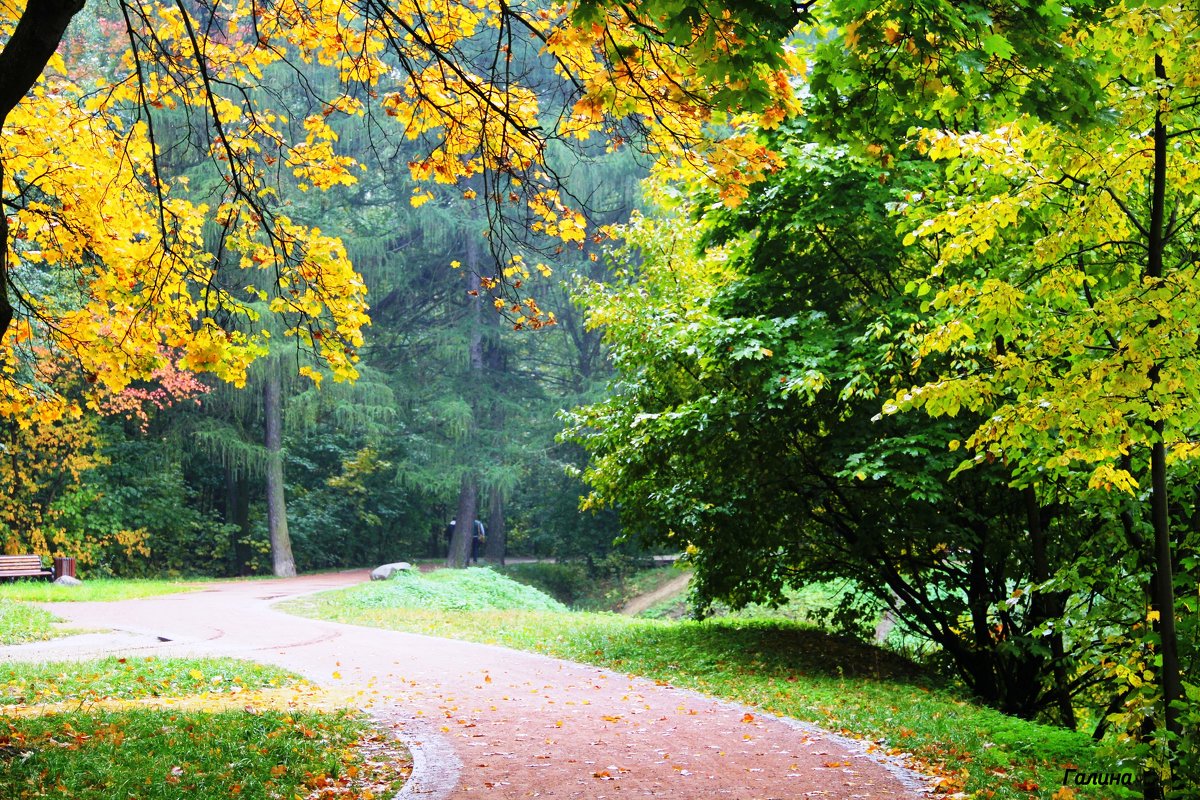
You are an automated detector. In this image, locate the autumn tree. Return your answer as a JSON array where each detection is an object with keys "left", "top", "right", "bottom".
[
  {"left": 810, "top": 0, "right": 1200, "bottom": 793},
  {"left": 1, "top": 0, "right": 805, "bottom": 429}
]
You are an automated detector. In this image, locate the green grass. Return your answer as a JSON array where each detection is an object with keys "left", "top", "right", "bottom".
[
  {"left": 285, "top": 569, "right": 1135, "bottom": 800},
  {"left": 0, "top": 598, "right": 68, "bottom": 645},
  {"left": 343, "top": 567, "right": 567, "bottom": 612},
  {"left": 1, "top": 658, "right": 408, "bottom": 800},
  {"left": 0, "top": 657, "right": 300, "bottom": 706},
  {"left": 1, "top": 708, "right": 402, "bottom": 800},
  {"left": 0, "top": 578, "right": 200, "bottom": 603}
]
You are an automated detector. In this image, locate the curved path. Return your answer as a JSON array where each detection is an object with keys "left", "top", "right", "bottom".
[
  {"left": 1, "top": 572, "right": 928, "bottom": 799},
  {"left": 620, "top": 572, "right": 692, "bottom": 616}
]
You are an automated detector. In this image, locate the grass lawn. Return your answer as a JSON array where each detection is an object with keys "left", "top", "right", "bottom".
[
  {"left": 0, "top": 599, "right": 72, "bottom": 645},
  {"left": 0, "top": 578, "right": 201, "bottom": 603},
  {"left": 0, "top": 657, "right": 409, "bottom": 800},
  {"left": 0, "top": 656, "right": 297, "bottom": 706},
  {"left": 283, "top": 568, "right": 1135, "bottom": 800}
]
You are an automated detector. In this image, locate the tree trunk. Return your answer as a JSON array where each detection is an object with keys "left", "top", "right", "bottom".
[
  {"left": 485, "top": 485, "right": 506, "bottom": 564},
  {"left": 224, "top": 465, "right": 253, "bottom": 576},
  {"left": 448, "top": 474, "right": 477, "bottom": 567},
  {"left": 1, "top": 160, "right": 12, "bottom": 343},
  {"left": 0, "top": 0, "right": 87, "bottom": 343},
  {"left": 445, "top": 230, "right": 484, "bottom": 569},
  {"left": 1142, "top": 53, "right": 1180, "bottom": 800},
  {"left": 482, "top": 261, "right": 507, "bottom": 566},
  {"left": 263, "top": 367, "right": 296, "bottom": 577},
  {"left": 1026, "top": 488, "right": 1076, "bottom": 729}
]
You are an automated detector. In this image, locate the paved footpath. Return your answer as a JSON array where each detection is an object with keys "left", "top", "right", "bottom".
[{"left": 1, "top": 572, "right": 929, "bottom": 799}]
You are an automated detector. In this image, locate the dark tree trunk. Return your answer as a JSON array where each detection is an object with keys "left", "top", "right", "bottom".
[
  {"left": 224, "top": 465, "right": 252, "bottom": 576},
  {"left": 263, "top": 367, "right": 296, "bottom": 577},
  {"left": 0, "top": 0, "right": 87, "bottom": 343},
  {"left": 448, "top": 474, "right": 477, "bottom": 568},
  {"left": 1141, "top": 53, "right": 1180, "bottom": 800},
  {"left": 485, "top": 485, "right": 506, "bottom": 564},
  {"left": 1026, "top": 489, "right": 1076, "bottom": 729},
  {"left": 446, "top": 230, "right": 484, "bottom": 569},
  {"left": 1, "top": 161, "right": 11, "bottom": 343}
]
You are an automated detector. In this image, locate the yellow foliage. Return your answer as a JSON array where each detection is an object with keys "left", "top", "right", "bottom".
[{"left": 2, "top": 0, "right": 803, "bottom": 405}]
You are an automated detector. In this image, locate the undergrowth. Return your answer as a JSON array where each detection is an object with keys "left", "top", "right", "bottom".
[{"left": 502, "top": 562, "right": 682, "bottom": 611}]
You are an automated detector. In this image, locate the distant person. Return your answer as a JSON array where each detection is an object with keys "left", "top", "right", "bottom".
[
  {"left": 445, "top": 518, "right": 456, "bottom": 557},
  {"left": 471, "top": 519, "right": 486, "bottom": 564}
]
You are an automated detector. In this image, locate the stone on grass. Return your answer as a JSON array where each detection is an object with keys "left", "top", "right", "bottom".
[
  {"left": 53, "top": 575, "right": 83, "bottom": 587},
  {"left": 370, "top": 562, "right": 413, "bottom": 581}
]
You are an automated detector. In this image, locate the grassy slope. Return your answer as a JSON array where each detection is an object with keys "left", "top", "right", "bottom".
[{"left": 284, "top": 569, "right": 1133, "bottom": 800}]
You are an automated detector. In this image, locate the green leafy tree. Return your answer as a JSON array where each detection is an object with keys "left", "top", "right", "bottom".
[{"left": 564, "top": 146, "right": 1108, "bottom": 721}]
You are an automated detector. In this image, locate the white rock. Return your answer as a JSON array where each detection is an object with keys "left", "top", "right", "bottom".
[
  {"left": 370, "top": 562, "right": 412, "bottom": 581},
  {"left": 53, "top": 575, "right": 83, "bottom": 586}
]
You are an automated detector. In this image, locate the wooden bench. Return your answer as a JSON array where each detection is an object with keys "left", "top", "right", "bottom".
[{"left": 0, "top": 555, "right": 53, "bottom": 581}]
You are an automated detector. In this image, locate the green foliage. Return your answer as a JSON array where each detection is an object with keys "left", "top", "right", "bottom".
[
  {"left": 502, "top": 562, "right": 681, "bottom": 611},
  {"left": 500, "top": 562, "right": 591, "bottom": 606},
  {"left": 840, "top": 3, "right": 1200, "bottom": 788},
  {"left": 286, "top": 430, "right": 433, "bottom": 569},
  {"left": 564, "top": 156, "right": 1094, "bottom": 720},
  {"left": 75, "top": 434, "right": 232, "bottom": 578},
  {"left": 807, "top": 0, "right": 1106, "bottom": 137}
]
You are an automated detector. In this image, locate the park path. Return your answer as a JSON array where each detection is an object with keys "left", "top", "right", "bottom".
[
  {"left": 619, "top": 572, "right": 692, "bottom": 617},
  {"left": 0, "top": 572, "right": 928, "bottom": 799}
]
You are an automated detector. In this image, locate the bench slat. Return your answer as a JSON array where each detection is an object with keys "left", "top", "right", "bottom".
[{"left": 0, "top": 554, "right": 52, "bottom": 579}]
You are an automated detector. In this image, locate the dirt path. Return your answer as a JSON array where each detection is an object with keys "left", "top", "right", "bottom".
[
  {"left": 1, "top": 572, "right": 928, "bottom": 799},
  {"left": 620, "top": 571, "right": 692, "bottom": 616}
]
